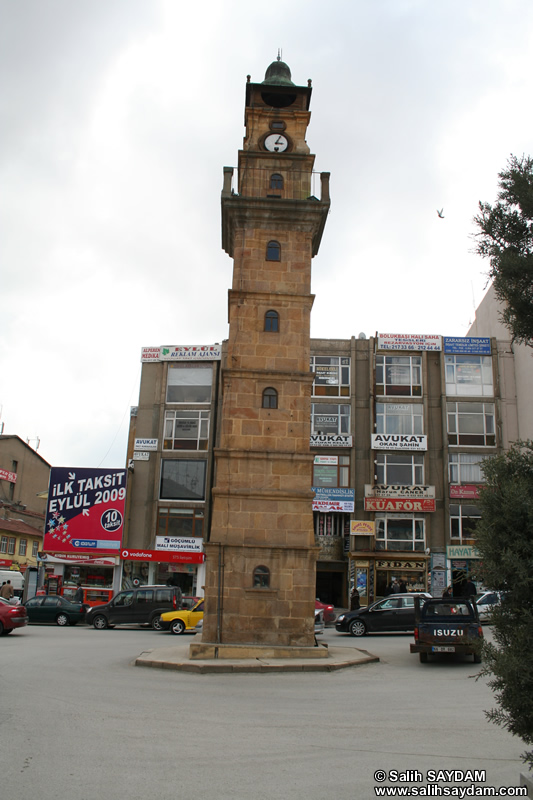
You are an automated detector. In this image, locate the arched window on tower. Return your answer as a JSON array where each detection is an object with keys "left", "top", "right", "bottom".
[
  {"left": 270, "top": 173, "right": 283, "bottom": 190},
  {"left": 262, "top": 387, "right": 278, "bottom": 409},
  {"left": 266, "top": 240, "right": 281, "bottom": 261},
  {"left": 264, "top": 310, "right": 279, "bottom": 332},
  {"left": 253, "top": 565, "right": 270, "bottom": 588}
]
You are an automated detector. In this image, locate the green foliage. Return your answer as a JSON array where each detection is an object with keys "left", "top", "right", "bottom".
[
  {"left": 473, "top": 155, "right": 533, "bottom": 346},
  {"left": 476, "top": 442, "right": 533, "bottom": 768}
]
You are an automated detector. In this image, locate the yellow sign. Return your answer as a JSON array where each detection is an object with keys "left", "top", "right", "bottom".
[{"left": 351, "top": 521, "right": 375, "bottom": 535}]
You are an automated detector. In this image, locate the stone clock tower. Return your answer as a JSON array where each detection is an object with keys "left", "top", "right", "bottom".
[{"left": 195, "top": 58, "right": 330, "bottom": 656}]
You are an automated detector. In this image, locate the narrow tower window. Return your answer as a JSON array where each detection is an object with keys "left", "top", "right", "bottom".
[
  {"left": 262, "top": 388, "right": 278, "bottom": 409},
  {"left": 270, "top": 173, "right": 283, "bottom": 190},
  {"left": 253, "top": 565, "right": 270, "bottom": 588},
  {"left": 266, "top": 240, "right": 281, "bottom": 261},
  {"left": 264, "top": 310, "right": 279, "bottom": 332}
]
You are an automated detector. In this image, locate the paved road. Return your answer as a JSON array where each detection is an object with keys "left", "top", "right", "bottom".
[{"left": 0, "top": 622, "right": 527, "bottom": 800}]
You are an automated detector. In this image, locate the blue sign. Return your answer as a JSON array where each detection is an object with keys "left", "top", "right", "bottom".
[
  {"left": 443, "top": 337, "right": 491, "bottom": 355},
  {"left": 312, "top": 488, "right": 355, "bottom": 502},
  {"left": 72, "top": 539, "right": 97, "bottom": 549}
]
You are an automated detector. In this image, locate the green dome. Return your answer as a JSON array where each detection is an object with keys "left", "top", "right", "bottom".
[{"left": 262, "top": 58, "right": 294, "bottom": 86}]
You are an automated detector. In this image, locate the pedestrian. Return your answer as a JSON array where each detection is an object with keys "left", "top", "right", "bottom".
[
  {"left": 350, "top": 587, "right": 360, "bottom": 611},
  {"left": 0, "top": 580, "right": 14, "bottom": 600},
  {"left": 74, "top": 582, "right": 84, "bottom": 603},
  {"left": 399, "top": 580, "right": 407, "bottom": 593},
  {"left": 391, "top": 579, "right": 400, "bottom": 594},
  {"left": 442, "top": 585, "right": 452, "bottom": 599},
  {"left": 464, "top": 576, "right": 477, "bottom": 601}
]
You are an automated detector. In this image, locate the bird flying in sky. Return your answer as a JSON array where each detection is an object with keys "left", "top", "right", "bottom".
[{"left": 437, "top": 208, "right": 445, "bottom": 218}]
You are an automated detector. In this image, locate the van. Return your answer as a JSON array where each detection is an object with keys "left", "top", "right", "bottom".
[
  {"left": 85, "top": 585, "right": 183, "bottom": 630},
  {"left": 0, "top": 569, "right": 24, "bottom": 599}
]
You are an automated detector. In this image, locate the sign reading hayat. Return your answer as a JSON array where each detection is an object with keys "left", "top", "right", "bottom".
[
  {"left": 44, "top": 467, "right": 127, "bottom": 555},
  {"left": 378, "top": 334, "right": 442, "bottom": 351},
  {"left": 371, "top": 434, "right": 427, "bottom": 451},
  {"left": 0, "top": 468, "right": 17, "bottom": 483},
  {"left": 141, "top": 345, "right": 222, "bottom": 362}
]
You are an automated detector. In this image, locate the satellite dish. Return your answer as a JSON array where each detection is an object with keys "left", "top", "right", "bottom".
[{"left": 358, "top": 332, "right": 367, "bottom": 339}]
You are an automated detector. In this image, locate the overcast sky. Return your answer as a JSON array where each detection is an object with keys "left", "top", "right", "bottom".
[{"left": 1, "top": 0, "right": 532, "bottom": 470}]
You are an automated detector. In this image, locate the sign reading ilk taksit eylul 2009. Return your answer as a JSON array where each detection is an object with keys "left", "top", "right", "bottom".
[{"left": 44, "top": 467, "right": 127, "bottom": 555}]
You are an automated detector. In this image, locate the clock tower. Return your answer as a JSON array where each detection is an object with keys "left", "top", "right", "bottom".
[{"left": 196, "top": 58, "right": 330, "bottom": 655}]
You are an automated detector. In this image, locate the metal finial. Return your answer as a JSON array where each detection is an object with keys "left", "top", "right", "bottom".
[{"left": 277, "top": 48, "right": 282, "bottom": 61}]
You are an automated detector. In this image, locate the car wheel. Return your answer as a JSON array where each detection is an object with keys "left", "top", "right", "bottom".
[
  {"left": 56, "top": 613, "right": 70, "bottom": 626},
  {"left": 348, "top": 619, "right": 367, "bottom": 637},
  {"left": 419, "top": 652, "right": 428, "bottom": 663},
  {"left": 170, "top": 619, "right": 186, "bottom": 635},
  {"left": 92, "top": 615, "right": 108, "bottom": 630},
  {"left": 151, "top": 616, "right": 164, "bottom": 631},
  {"left": 4, "top": 628, "right": 13, "bottom": 634}
]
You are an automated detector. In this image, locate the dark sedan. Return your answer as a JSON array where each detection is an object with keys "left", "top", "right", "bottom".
[
  {"left": 0, "top": 597, "right": 29, "bottom": 634},
  {"left": 335, "top": 593, "right": 432, "bottom": 637},
  {"left": 24, "top": 595, "right": 87, "bottom": 626}
]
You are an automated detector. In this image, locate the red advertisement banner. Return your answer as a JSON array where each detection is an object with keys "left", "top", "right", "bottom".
[
  {"left": 0, "top": 468, "right": 17, "bottom": 483},
  {"left": 364, "top": 498, "right": 436, "bottom": 512},
  {"left": 120, "top": 548, "right": 204, "bottom": 564},
  {"left": 449, "top": 484, "right": 480, "bottom": 499}
]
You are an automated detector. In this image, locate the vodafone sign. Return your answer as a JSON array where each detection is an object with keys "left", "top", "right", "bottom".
[{"left": 120, "top": 548, "right": 204, "bottom": 564}]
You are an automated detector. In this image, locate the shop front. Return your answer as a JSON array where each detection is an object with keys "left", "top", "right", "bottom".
[
  {"left": 38, "top": 553, "right": 119, "bottom": 605},
  {"left": 120, "top": 547, "right": 205, "bottom": 597},
  {"left": 349, "top": 554, "right": 429, "bottom": 605},
  {"left": 446, "top": 544, "right": 482, "bottom": 595},
  {"left": 312, "top": 486, "right": 354, "bottom": 608}
]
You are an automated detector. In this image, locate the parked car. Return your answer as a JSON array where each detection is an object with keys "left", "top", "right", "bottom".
[
  {"left": 410, "top": 597, "right": 483, "bottom": 663},
  {"left": 315, "top": 599, "right": 336, "bottom": 624},
  {"left": 85, "top": 585, "right": 183, "bottom": 630},
  {"left": 335, "top": 593, "right": 432, "bottom": 637},
  {"left": 0, "top": 596, "right": 29, "bottom": 634},
  {"left": 314, "top": 608, "right": 325, "bottom": 635},
  {"left": 159, "top": 599, "right": 205, "bottom": 634},
  {"left": 24, "top": 595, "right": 87, "bottom": 626},
  {"left": 181, "top": 596, "right": 201, "bottom": 610},
  {"left": 476, "top": 590, "right": 504, "bottom": 623}
]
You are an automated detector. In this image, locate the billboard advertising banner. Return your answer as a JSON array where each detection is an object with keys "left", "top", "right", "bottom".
[{"left": 44, "top": 467, "right": 127, "bottom": 555}]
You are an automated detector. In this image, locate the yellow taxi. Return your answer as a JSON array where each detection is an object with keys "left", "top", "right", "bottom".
[{"left": 159, "top": 599, "right": 204, "bottom": 635}]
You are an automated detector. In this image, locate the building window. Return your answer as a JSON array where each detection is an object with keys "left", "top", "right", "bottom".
[
  {"left": 262, "top": 388, "right": 278, "bottom": 409},
  {"left": 375, "top": 515, "right": 425, "bottom": 551},
  {"left": 447, "top": 402, "right": 496, "bottom": 447},
  {"left": 449, "top": 453, "right": 487, "bottom": 484},
  {"left": 266, "top": 240, "right": 281, "bottom": 261},
  {"left": 7, "top": 538, "right": 16, "bottom": 555},
  {"left": 0, "top": 536, "right": 7, "bottom": 554},
  {"left": 376, "top": 355, "right": 422, "bottom": 397},
  {"left": 375, "top": 453, "right": 424, "bottom": 485},
  {"left": 450, "top": 504, "right": 481, "bottom": 540},
  {"left": 313, "top": 455, "right": 350, "bottom": 488},
  {"left": 314, "top": 513, "right": 350, "bottom": 537},
  {"left": 166, "top": 365, "right": 213, "bottom": 404},
  {"left": 160, "top": 460, "right": 207, "bottom": 501},
  {"left": 270, "top": 173, "right": 283, "bottom": 190},
  {"left": 264, "top": 310, "right": 279, "bottom": 332},
  {"left": 310, "top": 356, "right": 350, "bottom": 397},
  {"left": 157, "top": 508, "right": 204, "bottom": 538},
  {"left": 19, "top": 539, "right": 27, "bottom": 556},
  {"left": 253, "top": 565, "right": 270, "bottom": 588},
  {"left": 311, "top": 403, "right": 351, "bottom": 435},
  {"left": 164, "top": 410, "right": 210, "bottom": 451},
  {"left": 445, "top": 355, "right": 493, "bottom": 396},
  {"left": 376, "top": 403, "right": 423, "bottom": 435},
  {"left": 32, "top": 541, "right": 39, "bottom": 558}
]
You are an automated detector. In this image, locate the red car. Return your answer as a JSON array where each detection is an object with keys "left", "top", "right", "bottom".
[
  {"left": 315, "top": 599, "right": 336, "bottom": 624},
  {"left": 0, "top": 597, "right": 29, "bottom": 635}
]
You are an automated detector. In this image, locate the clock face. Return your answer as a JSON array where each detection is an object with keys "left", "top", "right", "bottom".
[{"left": 264, "top": 133, "right": 289, "bottom": 153}]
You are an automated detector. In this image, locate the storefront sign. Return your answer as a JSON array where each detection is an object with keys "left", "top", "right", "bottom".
[
  {"left": 377, "top": 334, "right": 442, "bottom": 351},
  {"left": 39, "top": 553, "right": 118, "bottom": 565},
  {"left": 141, "top": 345, "right": 222, "bottom": 362},
  {"left": 351, "top": 521, "right": 375, "bottom": 535},
  {"left": 155, "top": 536, "right": 204, "bottom": 553},
  {"left": 365, "top": 484, "right": 435, "bottom": 499},
  {"left": 376, "top": 559, "right": 426, "bottom": 569},
  {"left": 314, "top": 455, "right": 338, "bottom": 465},
  {"left": 443, "top": 337, "right": 491, "bottom": 355},
  {"left": 312, "top": 488, "right": 354, "bottom": 513},
  {"left": 0, "top": 468, "right": 17, "bottom": 483},
  {"left": 449, "top": 484, "right": 480, "bottom": 499},
  {"left": 447, "top": 545, "right": 481, "bottom": 559},
  {"left": 133, "top": 451, "right": 150, "bottom": 461},
  {"left": 0, "top": 558, "right": 13, "bottom": 567},
  {"left": 310, "top": 434, "right": 352, "bottom": 448},
  {"left": 44, "top": 467, "right": 127, "bottom": 556},
  {"left": 365, "top": 497, "right": 435, "bottom": 512},
  {"left": 134, "top": 438, "right": 158, "bottom": 450},
  {"left": 371, "top": 434, "right": 427, "bottom": 451},
  {"left": 120, "top": 548, "right": 204, "bottom": 564}
]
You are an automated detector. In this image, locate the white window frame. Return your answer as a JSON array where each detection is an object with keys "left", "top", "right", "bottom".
[
  {"left": 445, "top": 355, "right": 493, "bottom": 397},
  {"left": 163, "top": 409, "right": 210, "bottom": 451},
  {"left": 7, "top": 537, "right": 15, "bottom": 555},
  {"left": 19, "top": 539, "right": 27, "bottom": 556},
  {"left": 310, "top": 356, "right": 351, "bottom": 398},
  {"left": 375, "top": 453, "right": 424, "bottom": 485},
  {"left": 375, "top": 514, "right": 426, "bottom": 552},
  {"left": 376, "top": 403, "right": 423, "bottom": 435},
  {"left": 312, "top": 455, "right": 350, "bottom": 488},
  {"left": 166, "top": 365, "right": 213, "bottom": 404},
  {"left": 0, "top": 536, "right": 7, "bottom": 554},
  {"left": 376, "top": 355, "right": 422, "bottom": 397},
  {"left": 450, "top": 504, "right": 481, "bottom": 541},
  {"left": 448, "top": 453, "right": 487, "bottom": 484},
  {"left": 447, "top": 402, "right": 496, "bottom": 447},
  {"left": 311, "top": 403, "right": 351, "bottom": 435},
  {"left": 32, "top": 541, "right": 39, "bottom": 558}
]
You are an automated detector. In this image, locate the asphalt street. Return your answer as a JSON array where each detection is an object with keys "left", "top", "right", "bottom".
[{"left": 0, "top": 621, "right": 528, "bottom": 800}]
